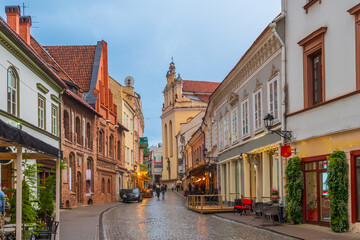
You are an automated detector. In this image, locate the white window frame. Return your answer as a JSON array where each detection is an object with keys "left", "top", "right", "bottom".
[
  {"left": 241, "top": 99, "right": 249, "bottom": 137},
  {"left": 130, "top": 118, "right": 133, "bottom": 134},
  {"left": 7, "top": 68, "right": 18, "bottom": 116},
  {"left": 268, "top": 76, "right": 279, "bottom": 121},
  {"left": 51, "top": 104, "right": 58, "bottom": 136},
  {"left": 218, "top": 119, "right": 223, "bottom": 149},
  {"left": 38, "top": 95, "right": 45, "bottom": 130},
  {"left": 231, "top": 107, "right": 238, "bottom": 143},
  {"left": 253, "top": 89, "right": 262, "bottom": 131},
  {"left": 224, "top": 115, "right": 229, "bottom": 147},
  {"left": 212, "top": 121, "right": 217, "bottom": 148}
]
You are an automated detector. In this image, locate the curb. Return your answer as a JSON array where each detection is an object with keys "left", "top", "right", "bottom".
[
  {"left": 214, "top": 214, "right": 303, "bottom": 240},
  {"left": 99, "top": 202, "right": 124, "bottom": 240}
]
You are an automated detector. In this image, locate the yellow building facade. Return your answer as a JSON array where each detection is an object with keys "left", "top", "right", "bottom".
[{"left": 161, "top": 62, "right": 219, "bottom": 184}]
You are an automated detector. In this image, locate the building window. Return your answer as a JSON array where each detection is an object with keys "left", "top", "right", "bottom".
[
  {"left": 75, "top": 117, "right": 81, "bottom": 144},
  {"left": 87, "top": 158, "right": 94, "bottom": 193},
  {"left": 101, "top": 178, "right": 105, "bottom": 194},
  {"left": 218, "top": 119, "right": 223, "bottom": 149},
  {"left": 169, "top": 120, "right": 173, "bottom": 157},
  {"left": 109, "top": 135, "right": 114, "bottom": 158},
  {"left": 268, "top": 77, "right": 279, "bottom": 120},
  {"left": 51, "top": 104, "right": 58, "bottom": 136},
  {"left": 7, "top": 68, "right": 18, "bottom": 116},
  {"left": 298, "top": 27, "right": 327, "bottom": 108},
  {"left": 98, "top": 130, "right": 104, "bottom": 154},
  {"left": 130, "top": 118, "right": 133, "bottom": 134},
  {"left": 212, "top": 121, "right": 217, "bottom": 148},
  {"left": 253, "top": 89, "right": 262, "bottom": 131},
  {"left": 348, "top": 4, "right": 360, "bottom": 89},
  {"left": 241, "top": 99, "right": 249, "bottom": 137},
  {"left": 117, "top": 141, "right": 121, "bottom": 160},
  {"left": 86, "top": 123, "right": 91, "bottom": 149},
  {"left": 131, "top": 150, "right": 134, "bottom": 165},
  {"left": 107, "top": 179, "right": 111, "bottom": 194},
  {"left": 38, "top": 94, "right": 46, "bottom": 130},
  {"left": 69, "top": 152, "right": 76, "bottom": 191},
  {"left": 231, "top": 108, "right": 238, "bottom": 143},
  {"left": 224, "top": 115, "right": 229, "bottom": 147},
  {"left": 64, "top": 110, "right": 71, "bottom": 140}
]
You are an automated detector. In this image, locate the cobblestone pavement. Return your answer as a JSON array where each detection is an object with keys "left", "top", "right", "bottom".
[
  {"left": 102, "top": 192, "right": 296, "bottom": 240},
  {"left": 60, "top": 202, "right": 122, "bottom": 240}
]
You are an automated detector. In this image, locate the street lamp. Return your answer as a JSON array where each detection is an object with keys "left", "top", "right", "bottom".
[{"left": 263, "top": 113, "right": 292, "bottom": 140}]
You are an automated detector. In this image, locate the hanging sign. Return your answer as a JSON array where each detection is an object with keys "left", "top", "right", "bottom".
[{"left": 281, "top": 145, "right": 292, "bottom": 158}]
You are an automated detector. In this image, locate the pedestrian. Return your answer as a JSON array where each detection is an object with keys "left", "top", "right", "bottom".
[
  {"left": 161, "top": 184, "right": 166, "bottom": 199},
  {"left": 176, "top": 184, "right": 179, "bottom": 192},
  {"left": 155, "top": 183, "right": 161, "bottom": 199},
  {"left": 165, "top": 184, "right": 167, "bottom": 191},
  {"left": 171, "top": 183, "right": 174, "bottom": 192},
  {"left": 0, "top": 186, "right": 5, "bottom": 214}
]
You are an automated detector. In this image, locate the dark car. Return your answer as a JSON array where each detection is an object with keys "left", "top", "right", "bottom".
[{"left": 120, "top": 188, "right": 142, "bottom": 203}]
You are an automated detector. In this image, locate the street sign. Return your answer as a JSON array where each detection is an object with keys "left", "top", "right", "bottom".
[{"left": 140, "top": 137, "right": 148, "bottom": 148}]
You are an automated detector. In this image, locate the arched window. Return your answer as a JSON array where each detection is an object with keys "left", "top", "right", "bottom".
[
  {"left": 164, "top": 124, "right": 168, "bottom": 158},
  {"left": 98, "top": 130, "right": 104, "bottom": 154},
  {"left": 7, "top": 68, "right": 18, "bottom": 116},
  {"left": 75, "top": 117, "right": 81, "bottom": 144},
  {"left": 86, "top": 123, "right": 91, "bottom": 149},
  {"left": 109, "top": 135, "right": 114, "bottom": 158},
  {"left": 87, "top": 158, "right": 94, "bottom": 192},
  {"left": 169, "top": 121, "right": 173, "bottom": 157},
  {"left": 64, "top": 110, "right": 70, "bottom": 140},
  {"left": 69, "top": 152, "right": 76, "bottom": 191},
  {"left": 107, "top": 179, "right": 111, "bottom": 194},
  {"left": 101, "top": 178, "right": 105, "bottom": 194},
  {"left": 117, "top": 141, "right": 121, "bottom": 160}
]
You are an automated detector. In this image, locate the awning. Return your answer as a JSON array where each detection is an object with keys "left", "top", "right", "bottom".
[
  {"left": 138, "top": 174, "right": 151, "bottom": 181},
  {"left": 0, "top": 119, "right": 61, "bottom": 158},
  {"left": 189, "top": 164, "right": 207, "bottom": 175}
]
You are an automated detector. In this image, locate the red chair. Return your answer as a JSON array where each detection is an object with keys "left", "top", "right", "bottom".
[{"left": 234, "top": 198, "right": 253, "bottom": 215}]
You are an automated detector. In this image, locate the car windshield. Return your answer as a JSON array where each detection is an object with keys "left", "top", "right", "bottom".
[{"left": 132, "top": 189, "right": 140, "bottom": 194}]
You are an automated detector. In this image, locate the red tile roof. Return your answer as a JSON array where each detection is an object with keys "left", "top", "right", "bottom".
[
  {"left": 182, "top": 80, "right": 220, "bottom": 93},
  {"left": 44, "top": 45, "right": 97, "bottom": 92}
]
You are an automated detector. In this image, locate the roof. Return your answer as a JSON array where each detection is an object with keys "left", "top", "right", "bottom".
[
  {"left": 64, "top": 89, "right": 101, "bottom": 116},
  {"left": 0, "top": 17, "right": 66, "bottom": 89},
  {"left": 182, "top": 80, "right": 220, "bottom": 93},
  {"left": 44, "top": 45, "right": 97, "bottom": 92}
]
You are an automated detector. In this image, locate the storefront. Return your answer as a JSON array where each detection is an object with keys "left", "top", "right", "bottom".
[{"left": 303, "top": 155, "right": 330, "bottom": 225}]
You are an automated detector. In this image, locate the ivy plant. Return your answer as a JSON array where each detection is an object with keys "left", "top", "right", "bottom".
[
  {"left": 285, "top": 156, "right": 303, "bottom": 224},
  {"left": 327, "top": 150, "right": 349, "bottom": 232}
]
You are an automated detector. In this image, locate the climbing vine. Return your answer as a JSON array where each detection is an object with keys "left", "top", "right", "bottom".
[
  {"left": 327, "top": 150, "right": 349, "bottom": 232},
  {"left": 285, "top": 156, "right": 303, "bottom": 224}
]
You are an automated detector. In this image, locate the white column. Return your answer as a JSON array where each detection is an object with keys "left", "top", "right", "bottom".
[
  {"left": 243, "top": 157, "right": 250, "bottom": 198},
  {"left": 255, "top": 157, "right": 262, "bottom": 202},
  {"left": 55, "top": 158, "right": 60, "bottom": 240},
  {"left": 16, "top": 146, "right": 22, "bottom": 240},
  {"left": 262, "top": 152, "right": 271, "bottom": 201}
]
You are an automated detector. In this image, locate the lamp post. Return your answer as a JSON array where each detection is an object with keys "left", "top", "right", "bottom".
[
  {"left": 263, "top": 113, "right": 292, "bottom": 140},
  {"left": 202, "top": 147, "right": 217, "bottom": 194}
]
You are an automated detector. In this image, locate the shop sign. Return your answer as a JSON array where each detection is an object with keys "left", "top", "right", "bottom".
[
  {"left": 140, "top": 137, "right": 148, "bottom": 148},
  {"left": 143, "top": 148, "right": 150, "bottom": 157},
  {"left": 140, "top": 164, "right": 148, "bottom": 172},
  {"left": 281, "top": 145, "right": 292, "bottom": 158}
]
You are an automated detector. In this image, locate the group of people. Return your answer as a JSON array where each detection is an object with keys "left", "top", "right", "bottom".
[
  {"left": 151, "top": 183, "right": 167, "bottom": 199},
  {"left": 171, "top": 183, "right": 183, "bottom": 192}
]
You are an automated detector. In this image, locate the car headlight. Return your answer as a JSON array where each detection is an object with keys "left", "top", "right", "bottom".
[{"left": 135, "top": 194, "right": 139, "bottom": 198}]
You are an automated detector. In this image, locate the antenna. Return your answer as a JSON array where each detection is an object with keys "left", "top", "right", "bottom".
[
  {"left": 22, "top": 2, "right": 28, "bottom": 16},
  {"left": 171, "top": 56, "right": 174, "bottom": 63}
]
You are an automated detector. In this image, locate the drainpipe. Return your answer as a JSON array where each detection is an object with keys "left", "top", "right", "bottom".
[{"left": 270, "top": 11, "right": 286, "bottom": 205}]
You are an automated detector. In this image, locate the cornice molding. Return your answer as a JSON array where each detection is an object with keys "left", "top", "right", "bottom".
[{"left": 212, "top": 33, "right": 280, "bottom": 109}]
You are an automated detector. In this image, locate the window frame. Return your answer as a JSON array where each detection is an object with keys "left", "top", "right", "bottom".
[
  {"left": 218, "top": 118, "right": 223, "bottom": 149},
  {"left": 38, "top": 93, "right": 46, "bottom": 130},
  {"left": 253, "top": 88, "right": 262, "bottom": 131},
  {"left": 241, "top": 99, "right": 249, "bottom": 137},
  {"left": 349, "top": 4, "right": 360, "bottom": 90},
  {"left": 223, "top": 114, "right": 229, "bottom": 147},
  {"left": 231, "top": 107, "right": 239, "bottom": 144},
  {"left": 7, "top": 67, "right": 19, "bottom": 116},
  {"left": 350, "top": 149, "right": 360, "bottom": 223},
  {"left": 51, "top": 104, "right": 59, "bottom": 136},
  {"left": 268, "top": 76, "right": 279, "bottom": 121},
  {"left": 298, "top": 27, "right": 327, "bottom": 108}
]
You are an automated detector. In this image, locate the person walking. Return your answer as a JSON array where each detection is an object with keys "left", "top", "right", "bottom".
[
  {"left": 155, "top": 183, "right": 161, "bottom": 199},
  {"left": 161, "top": 184, "right": 166, "bottom": 199},
  {"left": 171, "top": 183, "right": 174, "bottom": 192},
  {"left": 0, "top": 186, "right": 5, "bottom": 215}
]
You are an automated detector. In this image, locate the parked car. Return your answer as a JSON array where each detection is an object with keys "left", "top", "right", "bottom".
[{"left": 120, "top": 188, "right": 142, "bottom": 203}]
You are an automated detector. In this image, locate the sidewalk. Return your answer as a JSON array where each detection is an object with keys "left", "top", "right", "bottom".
[
  {"left": 215, "top": 213, "right": 360, "bottom": 240},
  {"left": 60, "top": 202, "right": 122, "bottom": 240}
]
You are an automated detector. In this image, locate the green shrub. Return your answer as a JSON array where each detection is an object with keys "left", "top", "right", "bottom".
[
  {"left": 327, "top": 150, "right": 349, "bottom": 232},
  {"left": 285, "top": 156, "right": 303, "bottom": 224}
]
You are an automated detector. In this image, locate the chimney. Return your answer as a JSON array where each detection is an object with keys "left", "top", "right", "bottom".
[
  {"left": 19, "top": 16, "right": 32, "bottom": 44},
  {"left": 5, "top": 6, "right": 20, "bottom": 33}
]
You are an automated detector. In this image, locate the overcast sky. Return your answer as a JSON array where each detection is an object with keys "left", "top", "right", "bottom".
[{"left": 0, "top": 0, "right": 281, "bottom": 146}]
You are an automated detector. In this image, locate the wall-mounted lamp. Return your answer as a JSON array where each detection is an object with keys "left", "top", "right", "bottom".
[{"left": 263, "top": 113, "right": 292, "bottom": 140}]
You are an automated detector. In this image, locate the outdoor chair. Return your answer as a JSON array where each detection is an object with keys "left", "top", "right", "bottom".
[
  {"left": 234, "top": 198, "right": 253, "bottom": 216},
  {"left": 262, "top": 204, "right": 281, "bottom": 224},
  {"left": 35, "top": 220, "right": 59, "bottom": 240},
  {"left": 252, "top": 202, "right": 266, "bottom": 220},
  {"left": 233, "top": 199, "right": 242, "bottom": 214}
]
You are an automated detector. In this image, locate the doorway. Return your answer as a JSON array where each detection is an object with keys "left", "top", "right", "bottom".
[{"left": 303, "top": 157, "right": 330, "bottom": 225}]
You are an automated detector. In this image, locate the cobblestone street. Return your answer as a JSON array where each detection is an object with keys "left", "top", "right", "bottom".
[{"left": 102, "top": 192, "right": 294, "bottom": 240}]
